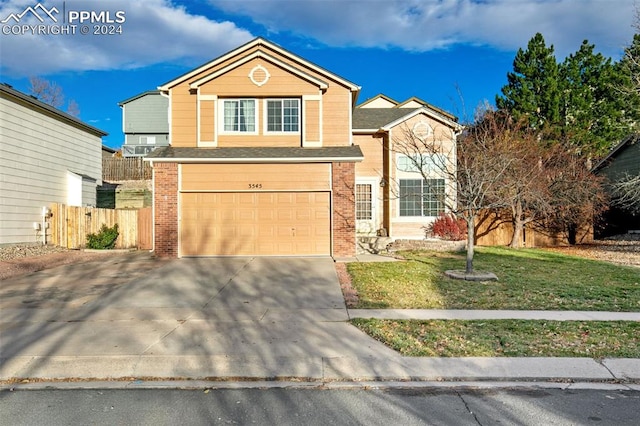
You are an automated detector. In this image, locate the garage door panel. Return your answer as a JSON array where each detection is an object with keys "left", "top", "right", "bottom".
[{"left": 180, "top": 192, "right": 330, "bottom": 256}]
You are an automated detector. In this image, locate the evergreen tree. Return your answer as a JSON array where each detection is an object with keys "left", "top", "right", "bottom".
[
  {"left": 559, "top": 40, "right": 628, "bottom": 156},
  {"left": 615, "top": 33, "right": 640, "bottom": 133},
  {"left": 496, "top": 33, "right": 561, "bottom": 130}
]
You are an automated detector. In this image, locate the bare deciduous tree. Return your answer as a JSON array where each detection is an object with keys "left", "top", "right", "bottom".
[
  {"left": 392, "top": 107, "right": 518, "bottom": 274},
  {"left": 28, "top": 76, "right": 80, "bottom": 117},
  {"left": 610, "top": 173, "right": 640, "bottom": 215},
  {"left": 29, "top": 76, "right": 64, "bottom": 108}
]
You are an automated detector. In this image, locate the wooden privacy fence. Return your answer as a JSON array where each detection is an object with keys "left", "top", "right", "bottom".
[
  {"left": 103, "top": 157, "right": 152, "bottom": 181},
  {"left": 475, "top": 210, "right": 593, "bottom": 247},
  {"left": 50, "top": 203, "right": 153, "bottom": 250}
]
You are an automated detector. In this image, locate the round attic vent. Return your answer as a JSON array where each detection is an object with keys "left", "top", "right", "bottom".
[
  {"left": 249, "top": 64, "right": 270, "bottom": 87},
  {"left": 412, "top": 121, "right": 433, "bottom": 140}
]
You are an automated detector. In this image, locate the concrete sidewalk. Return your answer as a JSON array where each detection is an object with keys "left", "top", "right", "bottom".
[
  {"left": 349, "top": 309, "right": 640, "bottom": 321},
  {"left": 1, "top": 253, "right": 639, "bottom": 389}
]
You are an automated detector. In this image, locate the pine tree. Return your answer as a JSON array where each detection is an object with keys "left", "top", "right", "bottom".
[
  {"left": 496, "top": 33, "right": 561, "bottom": 130},
  {"left": 559, "top": 40, "right": 628, "bottom": 156}
]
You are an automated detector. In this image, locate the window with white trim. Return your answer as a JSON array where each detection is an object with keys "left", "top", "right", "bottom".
[
  {"left": 397, "top": 154, "right": 446, "bottom": 173},
  {"left": 223, "top": 99, "right": 256, "bottom": 132},
  {"left": 355, "top": 183, "right": 373, "bottom": 220},
  {"left": 399, "top": 179, "right": 445, "bottom": 217},
  {"left": 266, "top": 99, "right": 299, "bottom": 132},
  {"left": 140, "top": 136, "right": 156, "bottom": 145}
]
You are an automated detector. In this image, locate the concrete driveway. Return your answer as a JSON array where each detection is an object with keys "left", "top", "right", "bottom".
[{"left": 0, "top": 253, "right": 399, "bottom": 381}]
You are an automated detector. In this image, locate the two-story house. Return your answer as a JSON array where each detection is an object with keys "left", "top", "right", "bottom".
[
  {"left": 145, "top": 38, "right": 460, "bottom": 258},
  {"left": 119, "top": 90, "right": 169, "bottom": 157}
]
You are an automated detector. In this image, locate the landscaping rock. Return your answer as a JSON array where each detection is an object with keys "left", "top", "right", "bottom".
[{"left": 444, "top": 270, "right": 499, "bottom": 282}]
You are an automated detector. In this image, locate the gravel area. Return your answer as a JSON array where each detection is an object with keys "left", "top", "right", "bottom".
[
  {"left": 0, "top": 244, "right": 126, "bottom": 281},
  {"left": 543, "top": 237, "right": 640, "bottom": 267}
]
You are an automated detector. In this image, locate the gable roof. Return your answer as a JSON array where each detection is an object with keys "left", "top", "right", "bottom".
[
  {"left": 1, "top": 83, "right": 107, "bottom": 137},
  {"left": 357, "top": 94, "right": 398, "bottom": 108},
  {"left": 158, "top": 37, "right": 360, "bottom": 94},
  {"left": 592, "top": 134, "right": 640, "bottom": 172},
  {"left": 188, "top": 50, "right": 328, "bottom": 90},
  {"left": 396, "top": 96, "right": 457, "bottom": 121},
  {"left": 118, "top": 90, "right": 162, "bottom": 106},
  {"left": 353, "top": 107, "right": 461, "bottom": 132},
  {"left": 353, "top": 108, "right": 419, "bottom": 130}
]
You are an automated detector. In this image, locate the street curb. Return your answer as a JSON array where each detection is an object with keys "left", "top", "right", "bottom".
[{"left": 3, "top": 379, "right": 639, "bottom": 392}]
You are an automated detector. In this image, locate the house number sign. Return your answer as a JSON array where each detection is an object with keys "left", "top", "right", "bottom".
[{"left": 248, "top": 183, "right": 263, "bottom": 189}]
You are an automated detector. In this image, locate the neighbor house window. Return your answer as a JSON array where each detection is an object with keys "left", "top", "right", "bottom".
[
  {"left": 266, "top": 99, "right": 299, "bottom": 132},
  {"left": 140, "top": 136, "right": 156, "bottom": 145},
  {"left": 399, "top": 179, "right": 445, "bottom": 217},
  {"left": 223, "top": 99, "right": 256, "bottom": 132}
]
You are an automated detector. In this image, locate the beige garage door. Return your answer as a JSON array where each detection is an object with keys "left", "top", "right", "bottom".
[{"left": 180, "top": 192, "right": 330, "bottom": 256}]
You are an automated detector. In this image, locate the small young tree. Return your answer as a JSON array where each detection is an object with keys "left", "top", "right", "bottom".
[{"left": 392, "top": 107, "right": 518, "bottom": 274}]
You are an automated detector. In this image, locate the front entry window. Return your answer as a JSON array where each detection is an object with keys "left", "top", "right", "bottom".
[{"left": 356, "top": 183, "right": 373, "bottom": 220}]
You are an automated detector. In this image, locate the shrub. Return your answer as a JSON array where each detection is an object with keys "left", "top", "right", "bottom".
[
  {"left": 428, "top": 213, "right": 467, "bottom": 241},
  {"left": 86, "top": 223, "right": 119, "bottom": 249}
]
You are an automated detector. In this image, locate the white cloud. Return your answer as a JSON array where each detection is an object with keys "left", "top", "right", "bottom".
[
  {"left": 209, "top": 0, "right": 636, "bottom": 58},
  {"left": 0, "top": 0, "right": 254, "bottom": 76}
]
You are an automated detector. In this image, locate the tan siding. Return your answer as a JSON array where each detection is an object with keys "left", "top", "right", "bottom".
[
  {"left": 200, "top": 59, "right": 320, "bottom": 96},
  {"left": 321, "top": 88, "right": 351, "bottom": 146},
  {"left": 354, "top": 134, "right": 384, "bottom": 177},
  {"left": 199, "top": 99, "right": 215, "bottom": 143},
  {"left": 387, "top": 112, "right": 456, "bottom": 238},
  {"left": 181, "top": 163, "right": 331, "bottom": 191},
  {"left": 304, "top": 99, "right": 320, "bottom": 143},
  {"left": 171, "top": 86, "right": 197, "bottom": 147},
  {"left": 167, "top": 44, "right": 354, "bottom": 149},
  {"left": 218, "top": 134, "right": 301, "bottom": 148}
]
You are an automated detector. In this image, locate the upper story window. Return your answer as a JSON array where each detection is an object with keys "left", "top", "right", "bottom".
[
  {"left": 397, "top": 154, "right": 446, "bottom": 174},
  {"left": 223, "top": 99, "right": 256, "bottom": 133},
  {"left": 266, "top": 99, "right": 300, "bottom": 133}
]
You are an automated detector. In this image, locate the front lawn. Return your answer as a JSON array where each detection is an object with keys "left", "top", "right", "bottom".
[
  {"left": 347, "top": 247, "right": 640, "bottom": 311},
  {"left": 352, "top": 318, "right": 640, "bottom": 357}
]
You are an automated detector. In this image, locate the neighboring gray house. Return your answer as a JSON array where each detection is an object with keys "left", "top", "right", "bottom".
[
  {"left": 0, "top": 83, "right": 107, "bottom": 245},
  {"left": 118, "top": 90, "right": 169, "bottom": 157},
  {"left": 593, "top": 134, "right": 640, "bottom": 236}
]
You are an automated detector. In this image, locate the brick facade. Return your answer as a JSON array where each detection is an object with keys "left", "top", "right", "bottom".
[
  {"left": 153, "top": 162, "right": 178, "bottom": 258},
  {"left": 331, "top": 161, "right": 356, "bottom": 257}
]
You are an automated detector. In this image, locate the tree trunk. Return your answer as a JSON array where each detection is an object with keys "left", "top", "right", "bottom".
[
  {"left": 567, "top": 223, "right": 577, "bottom": 245},
  {"left": 510, "top": 200, "right": 524, "bottom": 248},
  {"left": 466, "top": 215, "right": 475, "bottom": 274}
]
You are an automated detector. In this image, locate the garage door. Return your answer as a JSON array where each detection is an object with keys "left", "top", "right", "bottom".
[{"left": 180, "top": 192, "right": 330, "bottom": 256}]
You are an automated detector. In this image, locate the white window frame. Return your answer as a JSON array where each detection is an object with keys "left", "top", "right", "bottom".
[
  {"left": 398, "top": 178, "right": 446, "bottom": 218},
  {"left": 264, "top": 98, "right": 300, "bottom": 134},
  {"left": 140, "top": 136, "right": 156, "bottom": 145},
  {"left": 218, "top": 98, "right": 258, "bottom": 135},
  {"left": 397, "top": 153, "right": 447, "bottom": 174}
]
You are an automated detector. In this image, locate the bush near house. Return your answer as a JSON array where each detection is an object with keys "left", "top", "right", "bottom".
[
  {"left": 427, "top": 213, "right": 467, "bottom": 241},
  {"left": 86, "top": 223, "right": 119, "bottom": 249}
]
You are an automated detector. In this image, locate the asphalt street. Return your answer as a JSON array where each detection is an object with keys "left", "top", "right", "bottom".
[{"left": 2, "top": 387, "right": 639, "bottom": 425}]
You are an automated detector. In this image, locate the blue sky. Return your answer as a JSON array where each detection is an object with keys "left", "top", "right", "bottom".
[{"left": 0, "top": 0, "right": 637, "bottom": 149}]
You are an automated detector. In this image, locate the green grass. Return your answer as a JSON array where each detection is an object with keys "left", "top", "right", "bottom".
[
  {"left": 347, "top": 247, "right": 640, "bottom": 311},
  {"left": 351, "top": 318, "right": 640, "bottom": 357}
]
